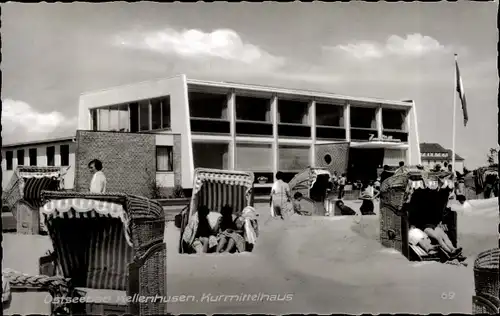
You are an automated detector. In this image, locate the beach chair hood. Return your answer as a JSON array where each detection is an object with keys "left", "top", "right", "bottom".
[
  {"left": 289, "top": 167, "right": 331, "bottom": 197},
  {"left": 380, "top": 169, "right": 455, "bottom": 211},
  {"left": 190, "top": 168, "right": 254, "bottom": 216},
  {"left": 4, "top": 166, "right": 65, "bottom": 210}
]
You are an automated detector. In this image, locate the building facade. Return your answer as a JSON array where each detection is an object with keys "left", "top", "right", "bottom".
[
  {"left": 420, "top": 142, "right": 465, "bottom": 172},
  {"left": 1, "top": 137, "right": 76, "bottom": 190},
  {"left": 78, "top": 74, "right": 421, "bottom": 188}
]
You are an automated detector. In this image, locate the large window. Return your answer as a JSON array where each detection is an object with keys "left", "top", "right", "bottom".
[
  {"left": 278, "top": 99, "right": 309, "bottom": 125},
  {"left": 17, "top": 149, "right": 25, "bottom": 166},
  {"left": 60, "top": 145, "right": 70, "bottom": 166},
  {"left": 98, "top": 108, "right": 109, "bottom": 131},
  {"left": 91, "top": 109, "right": 98, "bottom": 131},
  {"left": 316, "top": 103, "right": 344, "bottom": 127},
  {"left": 235, "top": 143, "right": 273, "bottom": 172},
  {"left": 29, "top": 148, "right": 37, "bottom": 166},
  {"left": 156, "top": 146, "right": 173, "bottom": 172},
  {"left": 235, "top": 95, "right": 271, "bottom": 122},
  {"left": 6, "top": 151, "right": 13, "bottom": 170},
  {"left": 139, "top": 101, "right": 150, "bottom": 131},
  {"left": 129, "top": 102, "right": 139, "bottom": 133},
  {"left": 189, "top": 91, "right": 228, "bottom": 119},
  {"left": 350, "top": 107, "right": 376, "bottom": 129},
  {"left": 382, "top": 109, "right": 406, "bottom": 130},
  {"left": 46, "top": 146, "right": 55, "bottom": 166},
  {"left": 192, "top": 142, "right": 229, "bottom": 170},
  {"left": 278, "top": 145, "right": 310, "bottom": 172}
]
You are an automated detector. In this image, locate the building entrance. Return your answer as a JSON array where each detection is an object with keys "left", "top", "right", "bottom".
[{"left": 347, "top": 148, "right": 384, "bottom": 183}]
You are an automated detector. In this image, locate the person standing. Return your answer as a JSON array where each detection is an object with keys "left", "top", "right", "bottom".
[
  {"left": 88, "top": 159, "right": 107, "bottom": 193},
  {"left": 270, "top": 171, "right": 292, "bottom": 220},
  {"left": 337, "top": 173, "right": 347, "bottom": 200},
  {"left": 359, "top": 181, "right": 379, "bottom": 215}
]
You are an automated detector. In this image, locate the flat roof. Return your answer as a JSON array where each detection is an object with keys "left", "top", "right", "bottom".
[
  {"left": 186, "top": 78, "right": 413, "bottom": 107},
  {"left": 79, "top": 74, "right": 413, "bottom": 108},
  {"left": 2, "top": 136, "right": 75, "bottom": 149}
]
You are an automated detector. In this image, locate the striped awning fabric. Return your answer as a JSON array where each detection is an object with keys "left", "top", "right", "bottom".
[
  {"left": 42, "top": 198, "right": 132, "bottom": 246},
  {"left": 193, "top": 170, "right": 254, "bottom": 195},
  {"left": 408, "top": 179, "right": 454, "bottom": 190}
]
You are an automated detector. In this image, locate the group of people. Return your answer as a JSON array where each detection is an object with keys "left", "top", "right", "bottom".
[{"left": 182, "top": 204, "right": 259, "bottom": 254}]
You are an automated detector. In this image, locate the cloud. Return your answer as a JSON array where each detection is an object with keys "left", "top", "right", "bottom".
[
  {"left": 114, "top": 28, "right": 285, "bottom": 71},
  {"left": 324, "top": 33, "right": 451, "bottom": 60},
  {"left": 2, "top": 99, "right": 76, "bottom": 144}
]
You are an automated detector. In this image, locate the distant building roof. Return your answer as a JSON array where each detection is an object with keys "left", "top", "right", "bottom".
[
  {"left": 2, "top": 136, "right": 75, "bottom": 149},
  {"left": 420, "top": 142, "right": 464, "bottom": 161}
]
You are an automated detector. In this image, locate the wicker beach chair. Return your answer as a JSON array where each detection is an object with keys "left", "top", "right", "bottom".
[
  {"left": 177, "top": 168, "right": 256, "bottom": 254},
  {"left": 473, "top": 248, "right": 500, "bottom": 315},
  {"left": 289, "top": 167, "right": 331, "bottom": 216},
  {"left": 3, "top": 166, "right": 66, "bottom": 234},
  {"left": 379, "top": 170, "right": 457, "bottom": 261},
  {"left": 2, "top": 191, "right": 166, "bottom": 315}
]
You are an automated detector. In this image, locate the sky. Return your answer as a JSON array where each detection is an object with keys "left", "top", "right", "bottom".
[{"left": 1, "top": 2, "right": 497, "bottom": 169}]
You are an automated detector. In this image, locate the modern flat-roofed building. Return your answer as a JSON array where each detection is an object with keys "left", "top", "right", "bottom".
[
  {"left": 78, "top": 74, "right": 421, "bottom": 189},
  {"left": 1, "top": 136, "right": 76, "bottom": 190}
]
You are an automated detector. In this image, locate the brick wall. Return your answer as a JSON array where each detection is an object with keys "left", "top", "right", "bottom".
[{"left": 75, "top": 131, "right": 156, "bottom": 197}]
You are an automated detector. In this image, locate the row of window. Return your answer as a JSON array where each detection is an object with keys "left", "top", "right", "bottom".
[
  {"left": 91, "top": 97, "right": 171, "bottom": 133},
  {"left": 422, "top": 152, "right": 449, "bottom": 158},
  {"left": 4, "top": 145, "right": 70, "bottom": 170}
]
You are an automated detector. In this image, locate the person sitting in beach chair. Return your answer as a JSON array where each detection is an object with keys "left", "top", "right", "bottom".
[
  {"left": 408, "top": 226, "right": 438, "bottom": 257},
  {"left": 409, "top": 198, "right": 463, "bottom": 260},
  {"left": 182, "top": 205, "right": 218, "bottom": 253},
  {"left": 216, "top": 205, "right": 246, "bottom": 253},
  {"left": 292, "top": 192, "right": 313, "bottom": 216}
]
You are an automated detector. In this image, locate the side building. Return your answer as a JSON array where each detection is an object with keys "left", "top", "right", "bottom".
[
  {"left": 420, "top": 142, "right": 465, "bottom": 172},
  {"left": 77, "top": 74, "right": 422, "bottom": 191},
  {"left": 1, "top": 137, "right": 76, "bottom": 190}
]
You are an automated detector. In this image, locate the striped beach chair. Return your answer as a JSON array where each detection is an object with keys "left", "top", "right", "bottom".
[
  {"left": 178, "top": 168, "right": 255, "bottom": 254},
  {"left": 3, "top": 166, "right": 66, "bottom": 234},
  {"left": 3, "top": 191, "right": 166, "bottom": 316}
]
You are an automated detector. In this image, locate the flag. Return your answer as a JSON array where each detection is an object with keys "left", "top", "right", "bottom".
[{"left": 455, "top": 59, "right": 468, "bottom": 126}]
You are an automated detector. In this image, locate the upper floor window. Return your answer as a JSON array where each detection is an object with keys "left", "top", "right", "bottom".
[
  {"left": 17, "top": 149, "right": 25, "bottom": 166},
  {"left": 29, "top": 148, "right": 37, "bottom": 166},
  {"left": 46, "top": 146, "right": 55, "bottom": 166},
  {"left": 60, "top": 144, "right": 70, "bottom": 166},
  {"left": 188, "top": 91, "right": 228, "bottom": 120},
  {"left": 382, "top": 109, "right": 406, "bottom": 130},
  {"left": 6, "top": 151, "right": 13, "bottom": 170},
  {"left": 91, "top": 96, "right": 171, "bottom": 133}
]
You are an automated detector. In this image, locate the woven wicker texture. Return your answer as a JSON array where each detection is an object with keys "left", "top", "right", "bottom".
[
  {"left": 137, "top": 245, "right": 167, "bottom": 315},
  {"left": 314, "top": 142, "right": 349, "bottom": 175},
  {"left": 474, "top": 248, "right": 500, "bottom": 299},
  {"left": 473, "top": 295, "right": 500, "bottom": 314}
]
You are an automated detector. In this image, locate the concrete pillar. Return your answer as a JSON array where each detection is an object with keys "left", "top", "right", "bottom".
[
  {"left": 309, "top": 100, "right": 316, "bottom": 167},
  {"left": 228, "top": 91, "right": 236, "bottom": 170},
  {"left": 376, "top": 105, "right": 383, "bottom": 139},
  {"left": 271, "top": 95, "right": 278, "bottom": 179},
  {"left": 344, "top": 102, "right": 351, "bottom": 142}
]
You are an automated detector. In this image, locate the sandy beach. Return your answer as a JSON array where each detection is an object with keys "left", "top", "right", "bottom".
[{"left": 3, "top": 198, "right": 498, "bottom": 314}]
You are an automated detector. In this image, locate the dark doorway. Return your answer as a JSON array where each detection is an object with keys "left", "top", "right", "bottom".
[{"left": 348, "top": 148, "right": 384, "bottom": 183}]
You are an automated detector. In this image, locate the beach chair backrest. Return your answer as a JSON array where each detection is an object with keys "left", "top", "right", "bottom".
[{"left": 190, "top": 168, "right": 254, "bottom": 216}]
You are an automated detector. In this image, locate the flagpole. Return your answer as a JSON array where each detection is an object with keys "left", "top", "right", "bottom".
[{"left": 452, "top": 53, "right": 458, "bottom": 173}]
